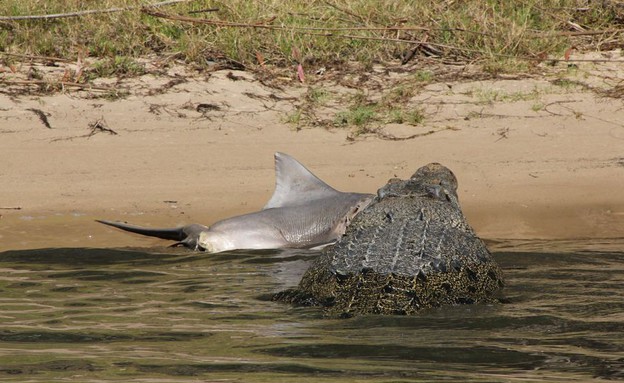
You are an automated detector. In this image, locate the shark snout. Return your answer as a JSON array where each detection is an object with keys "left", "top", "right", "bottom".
[{"left": 198, "top": 231, "right": 235, "bottom": 253}]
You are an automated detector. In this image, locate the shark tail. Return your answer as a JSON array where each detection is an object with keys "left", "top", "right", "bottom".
[{"left": 96, "top": 220, "right": 186, "bottom": 241}]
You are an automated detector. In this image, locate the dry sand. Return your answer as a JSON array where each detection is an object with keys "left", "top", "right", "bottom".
[{"left": 1, "top": 54, "right": 623, "bottom": 251}]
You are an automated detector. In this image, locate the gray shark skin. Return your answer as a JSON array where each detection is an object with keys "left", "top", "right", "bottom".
[
  {"left": 274, "top": 163, "right": 504, "bottom": 317},
  {"left": 97, "top": 153, "right": 374, "bottom": 253}
]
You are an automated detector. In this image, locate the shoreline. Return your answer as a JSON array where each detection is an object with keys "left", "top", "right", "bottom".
[{"left": 1, "top": 65, "right": 623, "bottom": 252}]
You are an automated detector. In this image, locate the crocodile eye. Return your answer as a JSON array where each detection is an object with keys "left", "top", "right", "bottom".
[{"left": 384, "top": 209, "right": 394, "bottom": 222}]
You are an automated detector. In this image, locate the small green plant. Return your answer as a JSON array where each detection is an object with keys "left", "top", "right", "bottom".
[
  {"left": 388, "top": 108, "right": 425, "bottom": 125},
  {"left": 381, "top": 85, "right": 416, "bottom": 106},
  {"left": 88, "top": 56, "right": 146, "bottom": 78},
  {"left": 305, "top": 87, "right": 331, "bottom": 105},
  {"left": 413, "top": 70, "right": 433, "bottom": 82},
  {"left": 334, "top": 105, "right": 376, "bottom": 128},
  {"left": 552, "top": 78, "right": 577, "bottom": 90},
  {"left": 350, "top": 106, "right": 376, "bottom": 126},
  {"left": 471, "top": 87, "right": 541, "bottom": 103},
  {"left": 284, "top": 110, "right": 302, "bottom": 126},
  {"left": 99, "top": 89, "right": 130, "bottom": 101}
]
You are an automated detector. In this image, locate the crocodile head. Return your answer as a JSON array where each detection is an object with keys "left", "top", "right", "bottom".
[{"left": 377, "top": 163, "right": 458, "bottom": 204}]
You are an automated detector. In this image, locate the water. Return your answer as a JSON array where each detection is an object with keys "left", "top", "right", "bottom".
[{"left": 0, "top": 241, "right": 622, "bottom": 382}]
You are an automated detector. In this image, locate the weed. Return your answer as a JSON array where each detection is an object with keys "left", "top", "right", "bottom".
[
  {"left": 388, "top": 109, "right": 425, "bottom": 125},
  {"left": 531, "top": 102, "right": 544, "bottom": 112},
  {"left": 381, "top": 85, "right": 416, "bottom": 106},
  {"left": 284, "top": 110, "right": 302, "bottom": 126},
  {"left": 305, "top": 87, "right": 331, "bottom": 105},
  {"left": 413, "top": 70, "right": 433, "bottom": 82},
  {"left": 551, "top": 78, "right": 578, "bottom": 90},
  {"left": 471, "top": 87, "right": 541, "bottom": 104},
  {"left": 88, "top": 56, "right": 146, "bottom": 79},
  {"left": 335, "top": 105, "right": 376, "bottom": 128}
]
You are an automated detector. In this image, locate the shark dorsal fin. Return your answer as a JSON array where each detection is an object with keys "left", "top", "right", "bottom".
[{"left": 263, "top": 152, "right": 341, "bottom": 209}]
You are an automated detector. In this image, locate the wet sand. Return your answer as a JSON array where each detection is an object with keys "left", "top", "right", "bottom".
[{"left": 1, "top": 56, "right": 623, "bottom": 251}]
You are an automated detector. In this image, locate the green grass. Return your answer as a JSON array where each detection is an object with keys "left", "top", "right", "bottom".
[
  {"left": 387, "top": 109, "right": 425, "bottom": 125},
  {"left": 531, "top": 102, "right": 545, "bottom": 112},
  {"left": 335, "top": 105, "right": 376, "bottom": 128},
  {"left": 327, "top": 84, "right": 427, "bottom": 134},
  {"left": 88, "top": 56, "right": 146, "bottom": 78},
  {"left": 305, "top": 87, "right": 331, "bottom": 105},
  {"left": 0, "top": 0, "right": 622, "bottom": 76},
  {"left": 471, "top": 87, "right": 542, "bottom": 104}
]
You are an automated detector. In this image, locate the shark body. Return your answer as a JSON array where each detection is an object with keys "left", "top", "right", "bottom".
[{"left": 98, "top": 153, "right": 373, "bottom": 252}]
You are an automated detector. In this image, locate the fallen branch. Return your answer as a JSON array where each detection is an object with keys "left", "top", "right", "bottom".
[
  {"left": 0, "top": 79, "right": 117, "bottom": 92},
  {"left": 0, "top": 0, "right": 192, "bottom": 21},
  {"left": 548, "top": 29, "right": 624, "bottom": 37},
  {"left": 0, "top": 52, "right": 74, "bottom": 63}
]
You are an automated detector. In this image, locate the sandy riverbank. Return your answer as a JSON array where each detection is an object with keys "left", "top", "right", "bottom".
[{"left": 1, "top": 56, "right": 623, "bottom": 251}]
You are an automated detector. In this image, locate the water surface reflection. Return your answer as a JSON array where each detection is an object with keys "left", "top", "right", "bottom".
[{"left": 0, "top": 241, "right": 622, "bottom": 382}]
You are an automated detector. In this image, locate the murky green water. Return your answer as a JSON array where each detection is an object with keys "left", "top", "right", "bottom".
[{"left": 0, "top": 241, "right": 622, "bottom": 382}]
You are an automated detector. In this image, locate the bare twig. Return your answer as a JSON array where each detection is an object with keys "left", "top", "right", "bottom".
[
  {"left": 0, "top": 206, "right": 22, "bottom": 210},
  {"left": 543, "top": 100, "right": 582, "bottom": 116},
  {"left": 48, "top": 119, "right": 118, "bottom": 142},
  {"left": 0, "top": 0, "right": 192, "bottom": 21},
  {"left": 188, "top": 8, "right": 219, "bottom": 15},
  {"left": 373, "top": 127, "right": 454, "bottom": 141},
  {"left": 495, "top": 127, "right": 510, "bottom": 142},
  {"left": 0, "top": 52, "right": 74, "bottom": 63},
  {"left": 88, "top": 118, "right": 118, "bottom": 137},
  {"left": 0, "top": 79, "right": 116, "bottom": 92},
  {"left": 530, "top": 28, "right": 624, "bottom": 37},
  {"left": 26, "top": 108, "right": 52, "bottom": 129}
]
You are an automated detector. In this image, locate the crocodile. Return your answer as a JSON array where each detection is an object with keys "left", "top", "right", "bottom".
[{"left": 274, "top": 163, "right": 504, "bottom": 316}]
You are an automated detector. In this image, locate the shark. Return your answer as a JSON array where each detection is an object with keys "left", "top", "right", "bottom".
[{"left": 97, "top": 152, "right": 374, "bottom": 253}]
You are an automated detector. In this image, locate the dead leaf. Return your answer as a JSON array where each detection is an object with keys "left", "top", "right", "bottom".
[
  {"left": 297, "top": 64, "right": 305, "bottom": 83},
  {"left": 255, "top": 51, "right": 265, "bottom": 67}
]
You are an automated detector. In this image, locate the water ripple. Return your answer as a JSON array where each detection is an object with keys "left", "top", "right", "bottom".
[{"left": 0, "top": 244, "right": 622, "bottom": 382}]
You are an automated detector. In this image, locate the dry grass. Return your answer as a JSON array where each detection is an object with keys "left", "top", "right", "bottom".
[{"left": 1, "top": 0, "right": 623, "bottom": 75}]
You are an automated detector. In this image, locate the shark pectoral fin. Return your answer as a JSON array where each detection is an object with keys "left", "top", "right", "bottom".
[{"left": 170, "top": 237, "right": 200, "bottom": 251}]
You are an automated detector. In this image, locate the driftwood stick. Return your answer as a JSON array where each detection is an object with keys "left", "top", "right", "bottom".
[
  {"left": 0, "top": 79, "right": 116, "bottom": 91},
  {"left": 0, "top": 0, "right": 192, "bottom": 21},
  {"left": 0, "top": 52, "right": 74, "bottom": 63}
]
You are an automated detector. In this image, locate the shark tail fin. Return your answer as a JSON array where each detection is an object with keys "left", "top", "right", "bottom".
[{"left": 96, "top": 220, "right": 186, "bottom": 241}]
